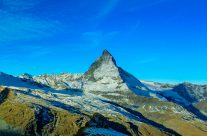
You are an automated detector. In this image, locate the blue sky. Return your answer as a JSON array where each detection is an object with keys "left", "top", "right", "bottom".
[{"left": 0, "top": 0, "right": 207, "bottom": 84}]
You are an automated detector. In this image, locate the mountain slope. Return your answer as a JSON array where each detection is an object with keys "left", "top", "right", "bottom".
[
  {"left": 0, "top": 86, "right": 178, "bottom": 136},
  {"left": 0, "top": 72, "right": 46, "bottom": 89},
  {"left": 173, "top": 82, "right": 207, "bottom": 103},
  {"left": 19, "top": 73, "right": 83, "bottom": 91}
]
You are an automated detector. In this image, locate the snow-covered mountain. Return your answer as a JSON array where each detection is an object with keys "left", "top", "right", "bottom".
[
  {"left": 0, "top": 50, "right": 207, "bottom": 136},
  {"left": 83, "top": 50, "right": 152, "bottom": 97}
]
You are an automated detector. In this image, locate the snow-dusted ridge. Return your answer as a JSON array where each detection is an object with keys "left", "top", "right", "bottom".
[
  {"left": 1, "top": 50, "right": 207, "bottom": 106},
  {"left": 0, "top": 72, "right": 46, "bottom": 90}
]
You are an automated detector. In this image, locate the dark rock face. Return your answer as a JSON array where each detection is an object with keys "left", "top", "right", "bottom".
[
  {"left": 173, "top": 83, "right": 196, "bottom": 103},
  {"left": 19, "top": 73, "right": 33, "bottom": 80},
  {"left": 101, "top": 50, "right": 117, "bottom": 65},
  {"left": 173, "top": 83, "right": 207, "bottom": 103},
  {"left": 85, "top": 113, "right": 132, "bottom": 136},
  {"left": 0, "top": 88, "right": 10, "bottom": 104},
  {"left": 86, "top": 113, "right": 109, "bottom": 128},
  {"left": 118, "top": 67, "right": 148, "bottom": 91}
]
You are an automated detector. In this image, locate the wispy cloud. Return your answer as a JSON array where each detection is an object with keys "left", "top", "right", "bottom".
[
  {"left": 98, "top": 0, "right": 119, "bottom": 17},
  {"left": 0, "top": 0, "right": 61, "bottom": 44},
  {"left": 2, "top": 0, "right": 41, "bottom": 12}
]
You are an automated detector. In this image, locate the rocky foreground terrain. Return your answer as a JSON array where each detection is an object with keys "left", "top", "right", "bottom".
[{"left": 0, "top": 50, "right": 207, "bottom": 136}]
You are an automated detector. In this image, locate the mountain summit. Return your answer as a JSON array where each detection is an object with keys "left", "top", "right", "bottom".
[
  {"left": 84, "top": 50, "right": 118, "bottom": 81},
  {"left": 84, "top": 50, "right": 150, "bottom": 96},
  {"left": 101, "top": 49, "right": 117, "bottom": 65}
]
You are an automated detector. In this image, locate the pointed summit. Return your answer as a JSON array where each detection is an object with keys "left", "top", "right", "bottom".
[
  {"left": 102, "top": 49, "right": 111, "bottom": 56},
  {"left": 100, "top": 49, "right": 117, "bottom": 65},
  {"left": 84, "top": 50, "right": 150, "bottom": 96},
  {"left": 84, "top": 50, "right": 117, "bottom": 81},
  {"left": 102, "top": 49, "right": 112, "bottom": 58}
]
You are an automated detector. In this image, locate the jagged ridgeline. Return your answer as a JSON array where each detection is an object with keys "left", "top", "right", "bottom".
[{"left": 0, "top": 50, "right": 207, "bottom": 136}]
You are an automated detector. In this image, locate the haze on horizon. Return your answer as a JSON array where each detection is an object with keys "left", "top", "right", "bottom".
[{"left": 0, "top": 0, "right": 207, "bottom": 84}]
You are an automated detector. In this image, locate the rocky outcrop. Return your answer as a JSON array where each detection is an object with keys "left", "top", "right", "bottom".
[{"left": 173, "top": 82, "right": 207, "bottom": 102}]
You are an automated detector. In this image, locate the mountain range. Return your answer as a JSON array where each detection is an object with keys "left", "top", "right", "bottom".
[{"left": 0, "top": 50, "right": 207, "bottom": 136}]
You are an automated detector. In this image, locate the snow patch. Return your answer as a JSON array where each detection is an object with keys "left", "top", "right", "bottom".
[{"left": 84, "top": 127, "right": 128, "bottom": 136}]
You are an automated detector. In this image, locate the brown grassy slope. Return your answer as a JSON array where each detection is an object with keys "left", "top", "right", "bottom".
[
  {"left": 102, "top": 90, "right": 207, "bottom": 136},
  {"left": 194, "top": 100, "right": 207, "bottom": 114},
  {"left": 0, "top": 87, "right": 35, "bottom": 134},
  {"left": 108, "top": 115, "right": 171, "bottom": 136},
  {"left": 2, "top": 86, "right": 203, "bottom": 136},
  {"left": 138, "top": 109, "right": 207, "bottom": 136},
  {"left": 75, "top": 112, "right": 170, "bottom": 136},
  {"left": 0, "top": 87, "right": 89, "bottom": 136},
  {"left": 51, "top": 109, "right": 89, "bottom": 136}
]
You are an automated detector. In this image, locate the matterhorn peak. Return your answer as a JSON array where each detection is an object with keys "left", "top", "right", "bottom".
[
  {"left": 100, "top": 49, "right": 117, "bottom": 65},
  {"left": 84, "top": 50, "right": 149, "bottom": 96},
  {"left": 102, "top": 49, "right": 113, "bottom": 58},
  {"left": 102, "top": 49, "right": 111, "bottom": 56},
  {"left": 84, "top": 50, "right": 118, "bottom": 81}
]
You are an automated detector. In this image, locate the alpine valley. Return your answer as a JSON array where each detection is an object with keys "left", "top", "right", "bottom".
[{"left": 0, "top": 50, "right": 207, "bottom": 136}]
